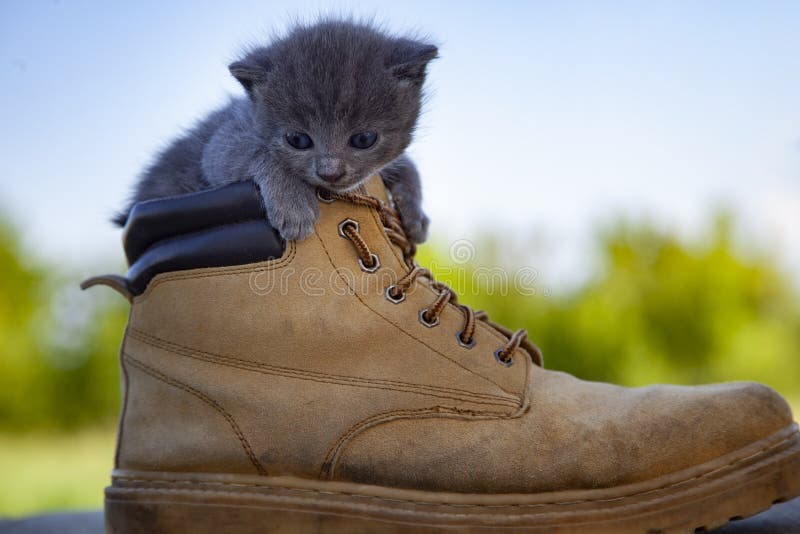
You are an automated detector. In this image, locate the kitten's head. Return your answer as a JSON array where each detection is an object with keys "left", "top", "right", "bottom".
[{"left": 229, "top": 20, "right": 437, "bottom": 192}]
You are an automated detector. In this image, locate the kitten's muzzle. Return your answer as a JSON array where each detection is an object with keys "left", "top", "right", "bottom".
[{"left": 315, "top": 155, "right": 346, "bottom": 184}]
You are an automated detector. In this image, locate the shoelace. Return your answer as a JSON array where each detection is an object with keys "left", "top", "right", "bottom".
[{"left": 320, "top": 188, "right": 528, "bottom": 365}]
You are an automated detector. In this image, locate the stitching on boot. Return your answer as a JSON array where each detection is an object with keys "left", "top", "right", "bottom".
[
  {"left": 123, "top": 353, "right": 268, "bottom": 476},
  {"left": 313, "top": 226, "right": 524, "bottom": 401},
  {"left": 128, "top": 328, "right": 520, "bottom": 408},
  {"left": 129, "top": 328, "right": 517, "bottom": 404},
  {"left": 115, "top": 321, "right": 133, "bottom": 469},
  {"left": 136, "top": 241, "right": 297, "bottom": 299},
  {"left": 321, "top": 405, "right": 529, "bottom": 480}
]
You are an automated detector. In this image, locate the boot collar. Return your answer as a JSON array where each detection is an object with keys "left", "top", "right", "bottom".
[{"left": 88, "top": 181, "right": 285, "bottom": 297}]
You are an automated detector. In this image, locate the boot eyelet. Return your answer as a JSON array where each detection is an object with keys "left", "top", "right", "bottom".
[
  {"left": 493, "top": 348, "right": 514, "bottom": 367},
  {"left": 317, "top": 189, "right": 335, "bottom": 203},
  {"left": 338, "top": 218, "right": 359, "bottom": 237},
  {"left": 456, "top": 331, "right": 476, "bottom": 349},
  {"left": 419, "top": 308, "right": 440, "bottom": 328},
  {"left": 359, "top": 253, "right": 381, "bottom": 273},
  {"left": 385, "top": 285, "right": 406, "bottom": 304}
]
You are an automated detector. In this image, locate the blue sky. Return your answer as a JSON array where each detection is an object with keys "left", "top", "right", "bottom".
[{"left": 1, "top": 1, "right": 798, "bottom": 287}]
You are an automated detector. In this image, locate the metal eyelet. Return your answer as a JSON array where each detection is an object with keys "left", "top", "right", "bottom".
[
  {"left": 338, "top": 218, "right": 358, "bottom": 237},
  {"left": 358, "top": 253, "right": 381, "bottom": 273},
  {"left": 456, "top": 331, "right": 476, "bottom": 349},
  {"left": 418, "top": 308, "right": 440, "bottom": 328},
  {"left": 317, "top": 189, "right": 334, "bottom": 203},
  {"left": 493, "top": 348, "right": 514, "bottom": 367},
  {"left": 385, "top": 285, "right": 406, "bottom": 304}
]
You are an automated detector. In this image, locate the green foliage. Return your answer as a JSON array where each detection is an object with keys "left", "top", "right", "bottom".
[
  {"left": 417, "top": 214, "right": 800, "bottom": 395},
  {"left": 0, "top": 428, "right": 115, "bottom": 515},
  {"left": 0, "top": 216, "right": 128, "bottom": 431}
]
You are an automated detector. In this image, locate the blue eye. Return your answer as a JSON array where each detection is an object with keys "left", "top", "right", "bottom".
[
  {"left": 286, "top": 132, "right": 313, "bottom": 150},
  {"left": 349, "top": 131, "right": 377, "bottom": 149}
]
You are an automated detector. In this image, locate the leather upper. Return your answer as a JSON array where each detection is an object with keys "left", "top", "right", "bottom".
[{"left": 113, "top": 175, "right": 794, "bottom": 493}]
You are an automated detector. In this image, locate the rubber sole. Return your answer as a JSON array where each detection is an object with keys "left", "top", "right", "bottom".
[{"left": 105, "top": 424, "right": 800, "bottom": 533}]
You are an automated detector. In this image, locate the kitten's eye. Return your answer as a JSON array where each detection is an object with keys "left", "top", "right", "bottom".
[
  {"left": 286, "top": 132, "right": 313, "bottom": 150},
  {"left": 349, "top": 131, "right": 378, "bottom": 149}
]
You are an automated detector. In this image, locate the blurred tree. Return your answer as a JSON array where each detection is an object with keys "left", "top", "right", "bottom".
[
  {"left": 417, "top": 213, "right": 800, "bottom": 393},
  {"left": 0, "top": 216, "right": 127, "bottom": 430},
  {"left": 0, "top": 216, "right": 46, "bottom": 427}
]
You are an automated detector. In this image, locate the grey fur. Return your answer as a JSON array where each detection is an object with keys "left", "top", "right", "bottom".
[{"left": 114, "top": 19, "right": 436, "bottom": 244}]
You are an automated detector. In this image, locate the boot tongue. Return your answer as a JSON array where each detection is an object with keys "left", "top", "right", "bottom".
[{"left": 362, "top": 174, "right": 391, "bottom": 204}]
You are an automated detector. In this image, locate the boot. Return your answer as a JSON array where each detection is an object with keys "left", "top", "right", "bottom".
[{"left": 84, "top": 176, "right": 800, "bottom": 533}]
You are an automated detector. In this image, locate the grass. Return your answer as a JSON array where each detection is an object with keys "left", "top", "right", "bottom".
[
  {"left": 1, "top": 400, "right": 798, "bottom": 518},
  {"left": 0, "top": 427, "right": 116, "bottom": 517}
]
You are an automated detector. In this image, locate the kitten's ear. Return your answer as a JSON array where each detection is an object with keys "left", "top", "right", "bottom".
[
  {"left": 386, "top": 39, "right": 438, "bottom": 85},
  {"left": 229, "top": 48, "right": 273, "bottom": 92}
]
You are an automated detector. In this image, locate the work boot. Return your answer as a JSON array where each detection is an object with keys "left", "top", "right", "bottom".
[{"left": 84, "top": 176, "right": 800, "bottom": 533}]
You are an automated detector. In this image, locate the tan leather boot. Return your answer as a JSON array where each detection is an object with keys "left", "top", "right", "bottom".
[{"left": 87, "top": 176, "right": 800, "bottom": 533}]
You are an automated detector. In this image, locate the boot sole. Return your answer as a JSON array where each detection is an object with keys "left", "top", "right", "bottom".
[{"left": 105, "top": 423, "right": 800, "bottom": 533}]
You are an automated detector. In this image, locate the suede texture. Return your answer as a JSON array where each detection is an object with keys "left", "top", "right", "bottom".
[
  {"left": 336, "top": 370, "right": 792, "bottom": 492},
  {"left": 116, "top": 175, "right": 794, "bottom": 494}
]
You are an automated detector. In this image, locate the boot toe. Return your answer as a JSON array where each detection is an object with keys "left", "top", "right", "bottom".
[
  {"left": 590, "top": 380, "right": 794, "bottom": 488},
  {"left": 695, "top": 381, "right": 793, "bottom": 446},
  {"left": 334, "top": 373, "right": 795, "bottom": 494}
]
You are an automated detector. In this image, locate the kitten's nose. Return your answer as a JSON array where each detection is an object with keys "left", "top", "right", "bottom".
[
  {"left": 316, "top": 170, "right": 346, "bottom": 183},
  {"left": 316, "top": 157, "right": 346, "bottom": 183}
]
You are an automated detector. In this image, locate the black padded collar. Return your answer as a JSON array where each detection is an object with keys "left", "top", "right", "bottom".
[
  {"left": 121, "top": 181, "right": 284, "bottom": 295},
  {"left": 123, "top": 181, "right": 269, "bottom": 265}
]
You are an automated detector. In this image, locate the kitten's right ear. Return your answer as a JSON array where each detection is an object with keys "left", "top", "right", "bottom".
[
  {"left": 229, "top": 49, "right": 273, "bottom": 92},
  {"left": 387, "top": 39, "right": 438, "bottom": 86}
]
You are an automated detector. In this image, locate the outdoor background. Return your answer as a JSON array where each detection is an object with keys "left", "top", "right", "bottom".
[{"left": 1, "top": 0, "right": 799, "bottom": 516}]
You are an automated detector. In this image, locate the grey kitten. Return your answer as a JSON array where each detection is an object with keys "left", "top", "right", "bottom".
[{"left": 114, "top": 19, "right": 436, "bottom": 244}]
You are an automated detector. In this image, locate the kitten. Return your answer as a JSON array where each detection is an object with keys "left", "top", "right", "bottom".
[{"left": 114, "top": 19, "right": 436, "bottom": 245}]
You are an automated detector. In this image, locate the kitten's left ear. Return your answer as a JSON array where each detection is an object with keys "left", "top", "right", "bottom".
[
  {"left": 229, "top": 48, "right": 273, "bottom": 92},
  {"left": 386, "top": 39, "right": 438, "bottom": 85}
]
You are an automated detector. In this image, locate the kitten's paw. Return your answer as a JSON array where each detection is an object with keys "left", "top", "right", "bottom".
[
  {"left": 400, "top": 210, "right": 430, "bottom": 244},
  {"left": 267, "top": 202, "right": 319, "bottom": 242},
  {"left": 394, "top": 196, "right": 430, "bottom": 244}
]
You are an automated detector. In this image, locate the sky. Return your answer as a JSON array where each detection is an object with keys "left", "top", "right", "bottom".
[{"left": 1, "top": 1, "right": 799, "bottom": 289}]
